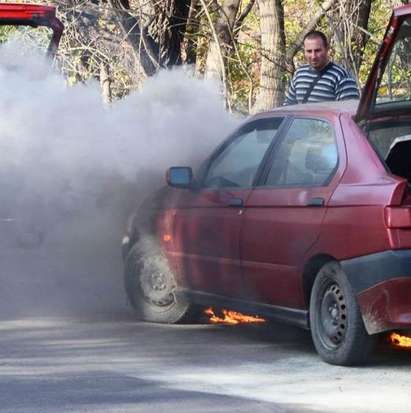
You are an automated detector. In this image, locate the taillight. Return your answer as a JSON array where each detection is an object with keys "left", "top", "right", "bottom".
[
  {"left": 402, "top": 190, "right": 411, "bottom": 205},
  {"left": 385, "top": 206, "right": 411, "bottom": 228}
]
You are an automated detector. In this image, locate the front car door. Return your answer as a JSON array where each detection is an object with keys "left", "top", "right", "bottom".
[
  {"left": 240, "top": 116, "right": 344, "bottom": 311},
  {"left": 171, "top": 117, "right": 285, "bottom": 298}
]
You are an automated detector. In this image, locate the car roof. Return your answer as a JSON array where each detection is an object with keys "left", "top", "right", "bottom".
[{"left": 254, "top": 100, "right": 359, "bottom": 118}]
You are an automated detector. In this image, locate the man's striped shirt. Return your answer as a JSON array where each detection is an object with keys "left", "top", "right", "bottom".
[{"left": 284, "top": 62, "right": 359, "bottom": 105}]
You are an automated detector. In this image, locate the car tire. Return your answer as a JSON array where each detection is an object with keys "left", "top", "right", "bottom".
[
  {"left": 124, "top": 235, "right": 195, "bottom": 324},
  {"left": 309, "top": 261, "right": 375, "bottom": 366}
]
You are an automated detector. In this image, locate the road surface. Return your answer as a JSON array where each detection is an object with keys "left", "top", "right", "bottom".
[{"left": 0, "top": 220, "right": 410, "bottom": 413}]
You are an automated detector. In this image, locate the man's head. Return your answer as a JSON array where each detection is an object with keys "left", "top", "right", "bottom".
[{"left": 303, "top": 31, "right": 329, "bottom": 71}]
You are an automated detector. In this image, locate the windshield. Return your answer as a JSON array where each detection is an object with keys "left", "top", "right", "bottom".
[{"left": 375, "top": 16, "right": 411, "bottom": 108}]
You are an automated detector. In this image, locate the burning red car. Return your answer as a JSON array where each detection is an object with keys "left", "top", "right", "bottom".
[{"left": 122, "top": 5, "right": 411, "bottom": 366}]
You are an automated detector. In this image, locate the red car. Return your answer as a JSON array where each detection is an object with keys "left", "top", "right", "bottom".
[
  {"left": 0, "top": 3, "right": 63, "bottom": 57},
  {"left": 0, "top": 3, "right": 63, "bottom": 247},
  {"left": 122, "top": 5, "right": 411, "bottom": 366}
]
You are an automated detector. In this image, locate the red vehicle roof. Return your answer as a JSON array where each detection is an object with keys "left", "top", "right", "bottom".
[
  {"left": 253, "top": 100, "right": 358, "bottom": 122},
  {"left": 0, "top": 3, "right": 57, "bottom": 22}
]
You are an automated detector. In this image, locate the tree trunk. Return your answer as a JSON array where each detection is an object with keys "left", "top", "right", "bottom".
[
  {"left": 252, "top": 0, "right": 285, "bottom": 112},
  {"left": 183, "top": 0, "right": 200, "bottom": 64},
  {"left": 108, "top": 0, "right": 160, "bottom": 76},
  {"left": 100, "top": 63, "right": 112, "bottom": 103},
  {"left": 203, "top": 0, "right": 241, "bottom": 83},
  {"left": 167, "top": 0, "right": 191, "bottom": 66},
  {"left": 351, "top": 0, "right": 372, "bottom": 72}
]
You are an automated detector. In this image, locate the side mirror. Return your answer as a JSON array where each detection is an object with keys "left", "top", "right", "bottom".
[{"left": 166, "top": 167, "right": 193, "bottom": 189}]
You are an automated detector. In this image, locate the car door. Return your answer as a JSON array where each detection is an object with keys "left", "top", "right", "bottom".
[
  {"left": 172, "top": 117, "right": 284, "bottom": 298},
  {"left": 240, "top": 117, "right": 343, "bottom": 308}
]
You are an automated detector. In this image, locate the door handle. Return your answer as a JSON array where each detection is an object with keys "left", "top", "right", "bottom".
[
  {"left": 228, "top": 197, "right": 244, "bottom": 207},
  {"left": 306, "top": 197, "right": 325, "bottom": 207}
]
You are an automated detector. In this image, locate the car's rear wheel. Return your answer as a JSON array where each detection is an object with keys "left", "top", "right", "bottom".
[
  {"left": 124, "top": 235, "right": 196, "bottom": 324},
  {"left": 309, "top": 261, "right": 375, "bottom": 365}
]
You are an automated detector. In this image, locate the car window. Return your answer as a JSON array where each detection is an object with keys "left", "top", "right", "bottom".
[
  {"left": 203, "top": 118, "right": 283, "bottom": 188},
  {"left": 265, "top": 118, "right": 337, "bottom": 187}
]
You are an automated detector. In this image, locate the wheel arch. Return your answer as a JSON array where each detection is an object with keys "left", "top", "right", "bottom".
[{"left": 302, "top": 253, "right": 338, "bottom": 307}]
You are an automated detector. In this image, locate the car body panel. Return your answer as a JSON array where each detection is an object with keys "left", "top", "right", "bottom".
[
  {"left": 342, "top": 250, "right": 411, "bottom": 334},
  {"left": 241, "top": 187, "right": 329, "bottom": 309},
  {"left": 359, "top": 277, "right": 411, "bottom": 335},
  {"left": 240, "top": 112, "right": 346, "bottom": 309},
  {"left": 160, "top": 188, "right": 252, "bottom": 298}
]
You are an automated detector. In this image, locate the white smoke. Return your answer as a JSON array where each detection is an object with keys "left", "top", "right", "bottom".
[{"left": 0, "top": 44, "right": 239, "bottom": 318}]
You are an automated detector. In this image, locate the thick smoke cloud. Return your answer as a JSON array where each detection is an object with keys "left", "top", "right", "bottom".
[{"left": 0, "top": 45, "right": 238, "bottom": 319}]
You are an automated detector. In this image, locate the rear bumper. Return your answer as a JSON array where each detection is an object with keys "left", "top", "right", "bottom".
[{"left": 341, "top": 250, "right": 411, "bottom": 334}]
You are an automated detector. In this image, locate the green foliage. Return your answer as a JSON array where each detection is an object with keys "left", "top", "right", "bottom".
[
  {"left": 0, "top": 26, "right": 17, "bottom": 43},
  {"left": 0, "top": 0, "right": 406, "bottom": 109},
  {"left": 358, "top": 0, "right": 393, "bottom": 85}
]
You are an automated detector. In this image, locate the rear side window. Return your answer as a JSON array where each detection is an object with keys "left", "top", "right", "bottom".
[
  {"left": 265, "top": 118, "right": 337, "bottom": 187},
  {"left": 203, "top": 118, "right": 283, "bottom": 188}
]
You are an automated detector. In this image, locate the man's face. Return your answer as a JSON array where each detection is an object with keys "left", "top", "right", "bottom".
[{"left": 304, "top": 37, "right": 329, "bottom": 70}]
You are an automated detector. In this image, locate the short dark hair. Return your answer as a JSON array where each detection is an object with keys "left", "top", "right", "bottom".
[{"left": 303, "top": 31, "right": 328, "bottom": 48}]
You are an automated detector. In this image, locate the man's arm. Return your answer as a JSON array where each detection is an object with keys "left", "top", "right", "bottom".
[
  {"left": 336, "top": 75, "right": 360, "bottom": 101},
  {"left": 283, "top": 76, "right": 298, "bottom": 105}
]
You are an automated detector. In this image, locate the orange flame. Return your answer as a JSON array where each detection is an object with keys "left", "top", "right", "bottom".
[
  {"left": 388, "top": 332, "right": 411, "bottom": 349},
  {"left": 204, "top": 307, "right": 266, "bottom": 325}
]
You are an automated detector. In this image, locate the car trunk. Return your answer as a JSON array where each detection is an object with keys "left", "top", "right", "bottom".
[
  {"left": 356, "top": 4, "right": 411, "bottom": 183},
  {"left": 355, "top": 4, "right": 411, "bottom": 249}
]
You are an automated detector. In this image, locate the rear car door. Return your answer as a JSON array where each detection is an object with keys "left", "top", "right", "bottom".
[
  {"left": 172, "top": 117, "right": 284, "bottom": 298},
  {"left": 241, "top": 116, "right": 343, "bottom": 309}
]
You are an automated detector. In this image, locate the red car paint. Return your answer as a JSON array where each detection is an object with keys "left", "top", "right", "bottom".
[
  {"left": 358, "top": 278, "right": 411, "bottom": 334},
  {"left": 0, "top": 3, "right": 63, "bottom": 57}
]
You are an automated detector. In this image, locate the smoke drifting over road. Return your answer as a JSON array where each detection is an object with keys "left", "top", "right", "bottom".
[{"left": 0, "top": 46, "right": 237, "bottom": 319}]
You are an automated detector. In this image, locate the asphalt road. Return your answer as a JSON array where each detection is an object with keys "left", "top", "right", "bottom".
[
  {"left": 0, "top": 222, "right": 411, "bottom": 413},
  {"left": 1, "top": 316, "right": 411, "bottom": 413}
]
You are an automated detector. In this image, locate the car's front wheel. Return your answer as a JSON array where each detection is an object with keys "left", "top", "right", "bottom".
[
  {"left": 124, "top": 236, "right": 195, "bottom": 324},
  {"left": 309, "top": 261, "right": 375, "bottom": 365}
]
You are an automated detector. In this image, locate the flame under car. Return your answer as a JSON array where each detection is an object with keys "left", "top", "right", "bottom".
[{"left": 122, "top": 5, "right": 411, "bottom": 366}]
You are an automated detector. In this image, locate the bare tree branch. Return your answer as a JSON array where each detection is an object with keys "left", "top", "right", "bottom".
[
  {"left": 108, "top": 0, "right": 161, "bottom": 76},
  {"left": 234, "top": 0, "right": 256, "bottom": 34},
  {"left": 285, "top": 0, "right": 338, "bottom": 64}
]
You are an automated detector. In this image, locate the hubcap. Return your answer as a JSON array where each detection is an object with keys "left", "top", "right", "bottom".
[
  {"left": 139, "top": 257, "right": 175, "bottom": 307},
  {"left": 319, "top": 283, "right": 347, "bottom": 349}
]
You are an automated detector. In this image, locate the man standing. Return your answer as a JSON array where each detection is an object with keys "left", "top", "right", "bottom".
[{"left": 284, "top": 31, "right": 359, "bottom": 105}]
